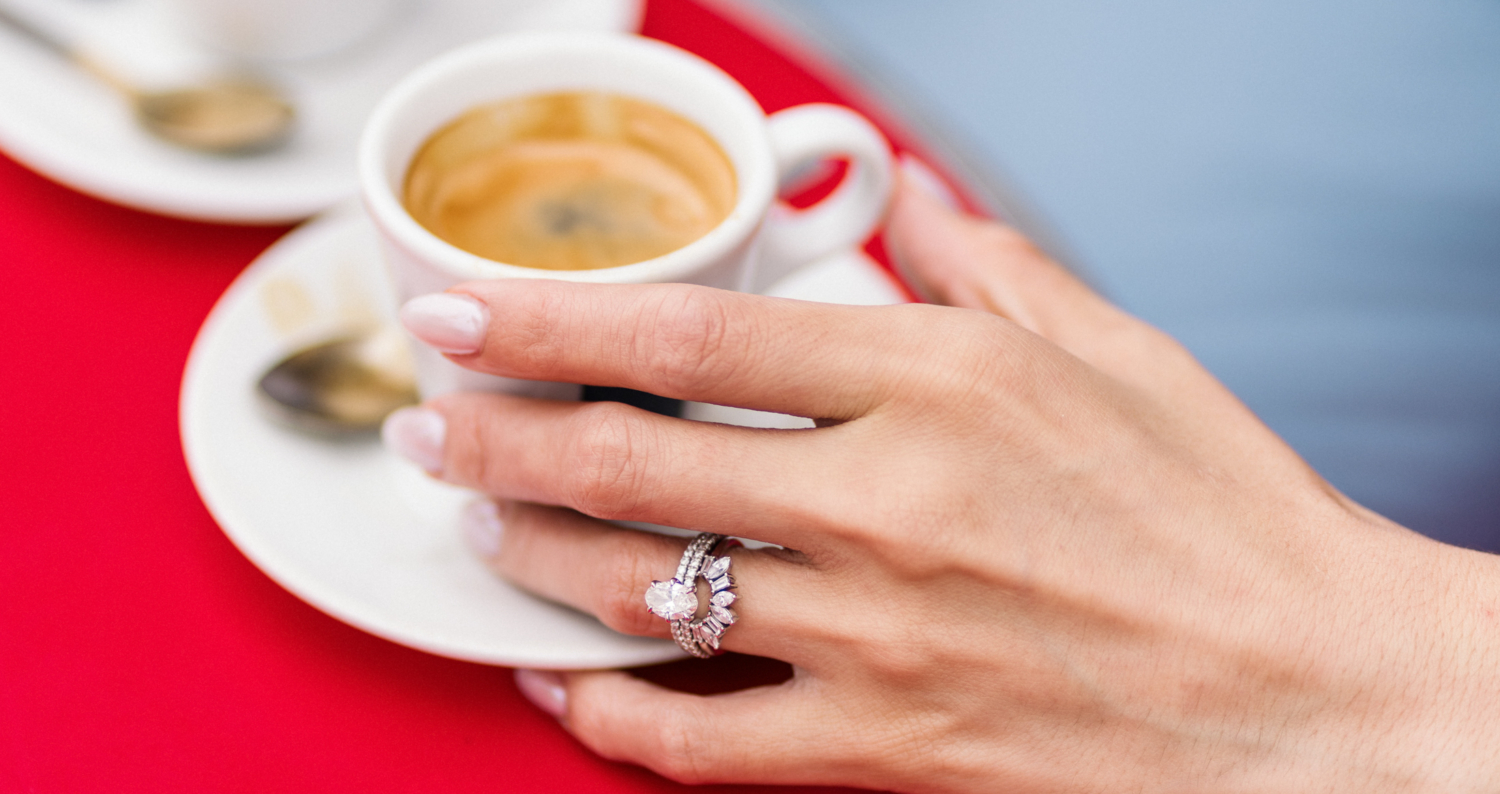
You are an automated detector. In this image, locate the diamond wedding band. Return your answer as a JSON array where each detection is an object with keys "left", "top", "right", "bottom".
[{"left": 644, "top": 532, "right": 739, "bottom": 658}]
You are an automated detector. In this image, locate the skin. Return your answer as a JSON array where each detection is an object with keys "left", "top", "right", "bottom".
[{"left": 397, "top": 169, "right": 1500, "bottom": 792}]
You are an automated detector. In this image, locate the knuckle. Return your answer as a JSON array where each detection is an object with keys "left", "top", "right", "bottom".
[
  {"left": 949, "top": 313, "right": 1022, "bottom": 374},
  {"left": 493, "top": 284, "right": 572, "bottom": 374},
  {"left": 846, "top": 619, "right": 944, "bottom": 683},
  {"left": 636, "top": 287, "right": 745, "bottom": 395},
  {"left": 973, "top": 221, "right": 1051, "bottom": 269},
  {"left": 645, "top": 708, "right": 715, "bottom": 784},
  {"left": 439, "top": 398, "right": 507, "bottom": 491},
  {"left": 1127, "top": 320, "right": 1191, "bottom": 361},
  {"left": 862, "top": 509, "right": 951, "bottom": 567},
  {"left": 466, "top": 407, "right": 511, "bottom": 491},
  {"left": 562, "top": 402, "right": 653, "bottom": 519},
  {"left": 890, "top": 307, "right": 1021, "bottom": 405},
  {"left": 1092, "top": 311, "right": 1200, "bottom": 372},
  {"left": 594, "top": 536, "right": 664, "bottom": 636},
  {"left": 564, "top": 693, "right": 627, "bottom": 761}
]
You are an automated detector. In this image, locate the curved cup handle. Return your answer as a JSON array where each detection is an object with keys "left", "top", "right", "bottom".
[{"left": 753, "top": 103, "right": 894, "bottom": 294}]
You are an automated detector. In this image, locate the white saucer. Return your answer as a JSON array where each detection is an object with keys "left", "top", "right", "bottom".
[
  {"left": 0, "top": 0, "right": 641, "bottom": 223},
  {"left": 179, "top": 203, "right": 907, "bottom": 668}
]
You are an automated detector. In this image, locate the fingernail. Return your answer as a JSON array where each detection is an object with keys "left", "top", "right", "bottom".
[
  {"left": 514, "top": 669, "right": 567, "bottom": 718},
  {"left": 381, "top": 406, "right": 446, "bottom": 474},
  {"left": 462, "top": 499, "right": 504, "bottom": 559},
  {"left": 399, "top": 293, "right": 489, "bottom": 355},
  {"left": 898, "top": 153, "right": 962, "bottom": 211}
]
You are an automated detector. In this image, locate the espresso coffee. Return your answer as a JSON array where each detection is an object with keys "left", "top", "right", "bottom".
[{"left": 403, "top": 91, "right": 737, "bottom": 271}]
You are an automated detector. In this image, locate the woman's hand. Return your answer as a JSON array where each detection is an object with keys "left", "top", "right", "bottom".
[{"left": 381, "top": 161, "right": 1500, "bottom": 792}]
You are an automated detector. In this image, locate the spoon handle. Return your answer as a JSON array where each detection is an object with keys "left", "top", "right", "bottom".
[
  {"left": 0, "top": 4, "right": 138, "bottom": 95},
  {"left": 0, "top": 4, "right": 73, "bottom": 59}
]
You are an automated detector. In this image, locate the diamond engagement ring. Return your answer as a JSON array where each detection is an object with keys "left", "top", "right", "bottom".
[{"left": 644, "top": 532, "right": 740, "bottom": 659}]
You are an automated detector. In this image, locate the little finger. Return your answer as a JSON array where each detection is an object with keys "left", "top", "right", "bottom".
[{"left": 516, "top": 668, "right": 851, "bottom": 787}]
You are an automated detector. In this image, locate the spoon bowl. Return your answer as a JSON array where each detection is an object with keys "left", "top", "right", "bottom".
[
  {"left": 257, "top": 326, "right": 419, "bottom": 436},
  {"left": 134, "top": 78, "right": 295, "bottom": 154}
]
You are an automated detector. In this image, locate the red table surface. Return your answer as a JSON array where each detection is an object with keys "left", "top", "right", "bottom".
[{"left": 0, "top": 1, "right": 963, "bottom": 790}]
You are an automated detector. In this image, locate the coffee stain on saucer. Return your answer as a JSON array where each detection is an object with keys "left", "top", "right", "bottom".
[{"left": 260, "top": 275, "right": 316, "bottom": 336}]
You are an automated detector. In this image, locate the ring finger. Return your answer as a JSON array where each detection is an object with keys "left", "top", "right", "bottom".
[{"left": 464, "top": 498, "right": 821, "bottom": 663}]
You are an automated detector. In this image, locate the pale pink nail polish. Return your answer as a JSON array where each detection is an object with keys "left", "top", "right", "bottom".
[
  {"left": 514, "top": 669, "right": 567, "bottom": 718},
  {"left": 381, "top": 406, "right": 446, "bottom": 474},
  {"left": 462, "top": 499, "right": 504, "bottom": 559},
  {"left": 399, "top": 293, "right": 489, "bottom": 354},
  {"left": 898, "top": 153, "right": 962, "bottom": 211}
]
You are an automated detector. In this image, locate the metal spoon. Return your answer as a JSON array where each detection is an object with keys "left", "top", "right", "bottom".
[
  {"left": 0, "top": 4, "right": 294, "bottom": 154},
  {"left": 257, "top": 325, "right": 419, "bottom": 436}
]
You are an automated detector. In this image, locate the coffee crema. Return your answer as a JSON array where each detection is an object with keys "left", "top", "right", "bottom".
[{"left": 403, "top": 91, "right": 737, "bottom": 271}]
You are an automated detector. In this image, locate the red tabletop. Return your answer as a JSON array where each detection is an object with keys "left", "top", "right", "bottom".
[{"left": 0, "top": 2, "right": 955, "bottom": 790}]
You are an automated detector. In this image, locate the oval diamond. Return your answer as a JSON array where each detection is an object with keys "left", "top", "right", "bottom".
[{"left": 644, "top": 579, "right": 697, "bottom": 620}]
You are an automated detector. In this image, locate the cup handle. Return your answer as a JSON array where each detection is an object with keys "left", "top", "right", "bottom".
[{"left": 753, "top": 103, "right": 894, "bottom": 294}]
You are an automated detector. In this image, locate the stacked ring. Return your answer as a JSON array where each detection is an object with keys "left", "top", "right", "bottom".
[{"left": 644, "top": 532, "right": 740, "bottom": 658}]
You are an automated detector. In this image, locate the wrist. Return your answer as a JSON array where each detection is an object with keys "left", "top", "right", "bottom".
[
  {"left": 1401, "top": 541, "right": 1500, "bottom": 792},
  {"left": 1322, "top": 521, "right": 1500, "bottom": 792}
]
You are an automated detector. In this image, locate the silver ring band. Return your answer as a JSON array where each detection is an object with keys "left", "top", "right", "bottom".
[{"left": 644, "top": 532, "right": 739, "bottom": 658}]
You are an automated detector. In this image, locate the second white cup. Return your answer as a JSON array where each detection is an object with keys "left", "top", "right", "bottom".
[{"left": 172, "top": 0, "right": 406, "bottom": 61}]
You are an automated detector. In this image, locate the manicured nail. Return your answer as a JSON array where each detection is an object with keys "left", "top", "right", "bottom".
[
  {"left": 462, "top": 499, "right": 504, "bottom": 559},
  {"left": 399, "top": 293, "right": 489, "bottom": 355},
  {"left": 381, "top": 406, "right": 446, "bottom": 474},
  {"left": 514, "top": 669, "right": 567, "bottom": 718},
  {"left": 898, "top": 153, "right": 962, "bottom": 210}
]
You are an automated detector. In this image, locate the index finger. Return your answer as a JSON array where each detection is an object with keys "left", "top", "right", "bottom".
[{"left": 414, "top": 279, "right": 945, "bottom": 420}]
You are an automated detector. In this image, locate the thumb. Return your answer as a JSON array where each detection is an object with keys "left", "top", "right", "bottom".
[
  {"left": 886, "top": 154, "right": 1127, "bottom": 354},
  {"left": 885, "top": 156, "right": 1237, "bottom": 409}
]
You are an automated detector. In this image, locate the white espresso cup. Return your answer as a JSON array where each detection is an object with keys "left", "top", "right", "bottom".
[{"left": 360, "top": 32, "right": 894, "bottom": 400}]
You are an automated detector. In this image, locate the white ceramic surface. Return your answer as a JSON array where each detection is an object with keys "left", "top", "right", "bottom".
[
  {"left": 0, "top": 0, "right": 642, "bottom": 223},
  {"left": 171, "top": 0, "right": 406, "bottom": 62},
  {"left": 179, "top": 202, "right": 907, "bottom": 669}
]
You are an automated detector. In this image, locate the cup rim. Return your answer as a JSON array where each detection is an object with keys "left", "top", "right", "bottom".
[{"left": 359, "top": 31, "right": 778, "bottom": 284}]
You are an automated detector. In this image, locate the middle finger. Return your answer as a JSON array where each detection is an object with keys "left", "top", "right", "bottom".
[{"left": 426, "top": 391, "right": 851, "bottom": 549}]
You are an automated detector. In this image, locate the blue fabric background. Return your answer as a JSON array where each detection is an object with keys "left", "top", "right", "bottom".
[{"left": 772, "top": 0, "right": 1500, "bottom": 549}]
